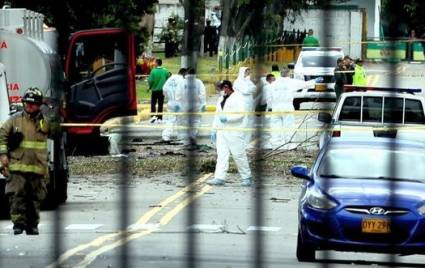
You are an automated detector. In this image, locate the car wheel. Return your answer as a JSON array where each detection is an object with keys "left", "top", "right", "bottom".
[
  {"left": 296, "top": 230, "right": 315, "bottom": 262},
  {"left": 293, "top": 100, "right": 301, "bottom": 110}
]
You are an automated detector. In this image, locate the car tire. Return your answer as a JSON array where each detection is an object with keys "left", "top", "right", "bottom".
[
  {"left": 293, "top": 100, "right": 301, "bottom": 110},
  {"left": 296, "top": 230, "right": 315, "bottom": 262}
]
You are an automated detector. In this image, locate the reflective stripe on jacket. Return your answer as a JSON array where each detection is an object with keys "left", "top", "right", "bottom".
[{"left": 0, "top": 111, "right": 49, "bottom": 176}]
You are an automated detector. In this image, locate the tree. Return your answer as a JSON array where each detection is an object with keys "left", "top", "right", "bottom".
[
  {"left": 6, "top": 0, "right": 157, "bottom": 54},
  {"left": 381, "top": 0, "right": 425, "bottom": 37}
]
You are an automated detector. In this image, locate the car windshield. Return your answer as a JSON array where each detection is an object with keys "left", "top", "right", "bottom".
[
  {"left": 318, "top": 148, "right": 425, "bottom": 182},
  {"left": 302, "top": 55, "right": 340, "bottom": 68}
]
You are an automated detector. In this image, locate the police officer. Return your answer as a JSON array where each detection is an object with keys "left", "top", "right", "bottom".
[{"left": 0, "top": 88, "right": 51, "bottom": 235}]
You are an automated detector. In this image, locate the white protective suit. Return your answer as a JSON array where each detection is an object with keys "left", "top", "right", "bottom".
[
  {"left": 213, "top": 90, "right": 252, "bottom": 181},
  {"left": 270, "top": 77, "right": 311, "bottom": 149},
  {"left": 233, "top": 67, "right": 257, "bottom": 144},
  {"left": 175, "top": 74, "right": 206, "bottom": 143},
  {"left": 260, "top": 79, "right": 275, "bottom": 149},
  {"left": 162, "top": 74, "right": 185, "bottom": 141}
]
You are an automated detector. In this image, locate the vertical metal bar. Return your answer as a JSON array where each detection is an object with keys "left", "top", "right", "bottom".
[
  {"left": 183, "top": 0, "right": 198, "bottom": 267},
  {"left": 321, "top": 1, "right": 331, "bottom": 266},
  {"left": 119, "top": 123, "right": 130, "bottom": 267},
  {"left": 387, "top": 3, "right": 399, "bottom": 265},
  {"left": 252, "top": 3, "right": 265, "bottom": 267}
]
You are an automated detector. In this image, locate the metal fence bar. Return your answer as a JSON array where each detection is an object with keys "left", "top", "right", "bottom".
[
  {"left": 119, "top": 118, "right": 130, "bottom": 267},
  {"left": 184, "top": 1, "right": 198, "bottom": 267},
  {"left": 253, "top": 5, "right": 266, "bottom": 267},
  {"left": 321, "top": 2, "right": 332, "bottom": 267}
]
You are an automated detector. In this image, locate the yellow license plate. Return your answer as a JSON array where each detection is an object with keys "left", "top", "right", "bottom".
[
  {"left": 362, "top": 218, "right": 391, "bottom": 234},
  {"left": 315, "top": 83, "right": 327, "bottom": 91}
]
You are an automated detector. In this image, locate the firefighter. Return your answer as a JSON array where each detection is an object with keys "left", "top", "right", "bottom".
[{"left": 0, "top": 88, "right": 51, "bottom": 235}]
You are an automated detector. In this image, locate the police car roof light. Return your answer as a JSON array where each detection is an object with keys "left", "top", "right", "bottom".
[{"left": 343, "top": 85, "right": 422, "bottom": 94}]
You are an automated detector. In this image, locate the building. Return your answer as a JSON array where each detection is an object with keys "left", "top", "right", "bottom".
[{"left": 332, "top": 0, "right": 381, "bottom": 40}]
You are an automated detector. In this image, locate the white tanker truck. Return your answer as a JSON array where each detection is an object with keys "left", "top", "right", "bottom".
[{"left": 0, "top": 6, "right": 137, "bottom": 212}]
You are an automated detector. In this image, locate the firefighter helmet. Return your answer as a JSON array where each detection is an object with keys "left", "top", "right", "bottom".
[{"left": 22, "top": 87, "right": 43, "bottom": 105}]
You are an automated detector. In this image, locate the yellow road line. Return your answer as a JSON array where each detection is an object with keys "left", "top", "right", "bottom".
[
  {"left": 46, "top": 173, "right": 212, "bottom": 268},
  {"left": 75, "top": 185, "right": 213, "bottom": 268}
]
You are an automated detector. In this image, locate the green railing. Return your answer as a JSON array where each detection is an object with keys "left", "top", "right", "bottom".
[{"left": 366, "top": 40, "right": 425, "bottom": 61}]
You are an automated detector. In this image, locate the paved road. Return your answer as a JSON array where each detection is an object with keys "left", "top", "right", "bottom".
[
  {"left": 1, "top": 173, "right": 424, "bottom": 267},
  {"left": 2, "top": 62, "right": 425, "bottom": 267}
]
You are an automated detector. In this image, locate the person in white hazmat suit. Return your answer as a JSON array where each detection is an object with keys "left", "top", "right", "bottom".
[
  {"left": 233, "top": 67, "right": 257, "bottom": 145},
  {"left": 162, "top": 68, "right": 187, "bottom": 141},
  {"left": 260, "top": 74, "right": 276, "bottom": 149},
  {"left": 207, "top": 80, "right": 253, "bottom": 187},
  {"left": 175, "top": 68, "right": 206, "bottom": 145},
  {"left": 270, "top": 73, "right": 316, "bottom": 149}
]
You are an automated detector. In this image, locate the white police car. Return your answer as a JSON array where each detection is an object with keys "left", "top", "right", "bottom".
[{"left": 291, "top": 47, "right": 344, "bottom": 110}]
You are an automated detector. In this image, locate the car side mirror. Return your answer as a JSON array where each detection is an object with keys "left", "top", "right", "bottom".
[
  {"left": 287, "top": 63, "right": 295, "bottom": 70},
  {"left": 318, "top": 112, "right": 332, "bottom": 124},
  {"left": 291, "top": 165, "right": 312, "bottom": 181}
]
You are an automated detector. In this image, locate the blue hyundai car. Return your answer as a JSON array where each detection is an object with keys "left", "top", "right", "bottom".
[{"left": 291, "top": 138, "right": 425, "bottom": 262}]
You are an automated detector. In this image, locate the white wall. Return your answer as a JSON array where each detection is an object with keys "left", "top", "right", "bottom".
[
  {"left": 333, "top": 0, "right": 381, "bottom": 39},
  {"left": 284, "top": 9, "right": 363, "bottom": 58},
  {"left": 153, "top": 2, "right": 184, "bottom": 43}
]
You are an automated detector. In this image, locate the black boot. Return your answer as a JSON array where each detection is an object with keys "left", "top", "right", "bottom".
[
  {"left": 13, "top": 224, "right": 24, "bottom": 235},
  {"left": 25, "top": 226, "right": 39, "bottom": 235}
]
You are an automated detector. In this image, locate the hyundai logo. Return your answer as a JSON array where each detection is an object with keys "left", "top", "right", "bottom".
[{"left": 369, "top": 207, "right": 386, "bottom": 215}]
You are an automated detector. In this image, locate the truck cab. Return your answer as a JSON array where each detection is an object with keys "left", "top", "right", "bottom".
[{"left": 0, "top": 7, "right": 137, "bottom": 208}]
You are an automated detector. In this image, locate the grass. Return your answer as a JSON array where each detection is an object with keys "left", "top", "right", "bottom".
[{"left": 137, "top": 52, "right": 290, "bottom": 102}]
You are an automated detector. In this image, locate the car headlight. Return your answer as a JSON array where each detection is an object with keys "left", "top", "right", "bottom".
[
  {"left": 418, "top": 204, "right": 425, "bottom": 215},
  {"left": 305, "top": 187, "right": 337, "bottom": 210}
]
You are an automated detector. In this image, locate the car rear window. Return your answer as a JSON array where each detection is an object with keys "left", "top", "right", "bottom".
[
  {"left": 339, "top": 97, "right": 361, "bottom": 121},
  {"left": 362, "top": 97, "right": 382, "bottom": 122},
  {"left": 405, "top": 99, "right": 425, "bottom": 124},
  {"left": 383, "top": 97, "right": 403, "bottom": 123},
  {"left": 339, "top": 96, "right": 425, "bottom": 124}
]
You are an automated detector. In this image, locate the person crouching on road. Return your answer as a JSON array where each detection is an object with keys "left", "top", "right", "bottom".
[
  {"left": 162, "top": 68, "right": 187, "bottom": 141},
  {"left": 207, "top": 80, "right": 253, "bottom": 187},
  {"left": 0, "top": 88, "right": 51, "bottom": 235}
]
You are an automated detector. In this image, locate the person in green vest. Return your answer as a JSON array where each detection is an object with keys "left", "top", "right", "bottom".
[
  {"left": 352, "top": 59, "right": 367, "bottom": 86},
  {"left": 148, "top": 58, "right": 171, "bottom": 123},
  {"left": 271, "top": 64, "right": 281, "bottom": 78},
  {"left": 303, "top": 29, "right": 320, "bottom": 47}
]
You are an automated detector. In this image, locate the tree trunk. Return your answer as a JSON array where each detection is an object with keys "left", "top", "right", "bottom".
[{"left": 181, "top": 0, "right": 205, "bottom": 69}]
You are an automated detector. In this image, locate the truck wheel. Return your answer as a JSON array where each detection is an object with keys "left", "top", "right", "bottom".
[
  {"left": 0, "top": 179, "right": 9, "bottom": 218},
  {"left": 55, "top": 169, "right": 68, "bottom": 204},
  {"left": 296, "top": 230, "right": 315, "bottom": 262},
  {"left": 42, "top": 169, "right": 68, "bottom": 210},
  {"left": 293, "top": 100, "right": 301, "bottom": 110}
]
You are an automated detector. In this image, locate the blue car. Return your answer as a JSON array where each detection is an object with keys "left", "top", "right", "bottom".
[{"left": 291, "top": 138, "right": 425, "bottom": 262}]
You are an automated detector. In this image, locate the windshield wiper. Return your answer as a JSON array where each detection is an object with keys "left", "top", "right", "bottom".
[
  {"left": 320, "top": 174, "right": 341, "bottom": 178},
  {"left": 370, "top": 177, "right": 424, "bottom": 183}
]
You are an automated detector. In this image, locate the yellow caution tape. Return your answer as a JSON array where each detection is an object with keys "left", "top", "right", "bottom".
[{"left": 61, "top": 121, "right": 425, "bottom": 133}]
